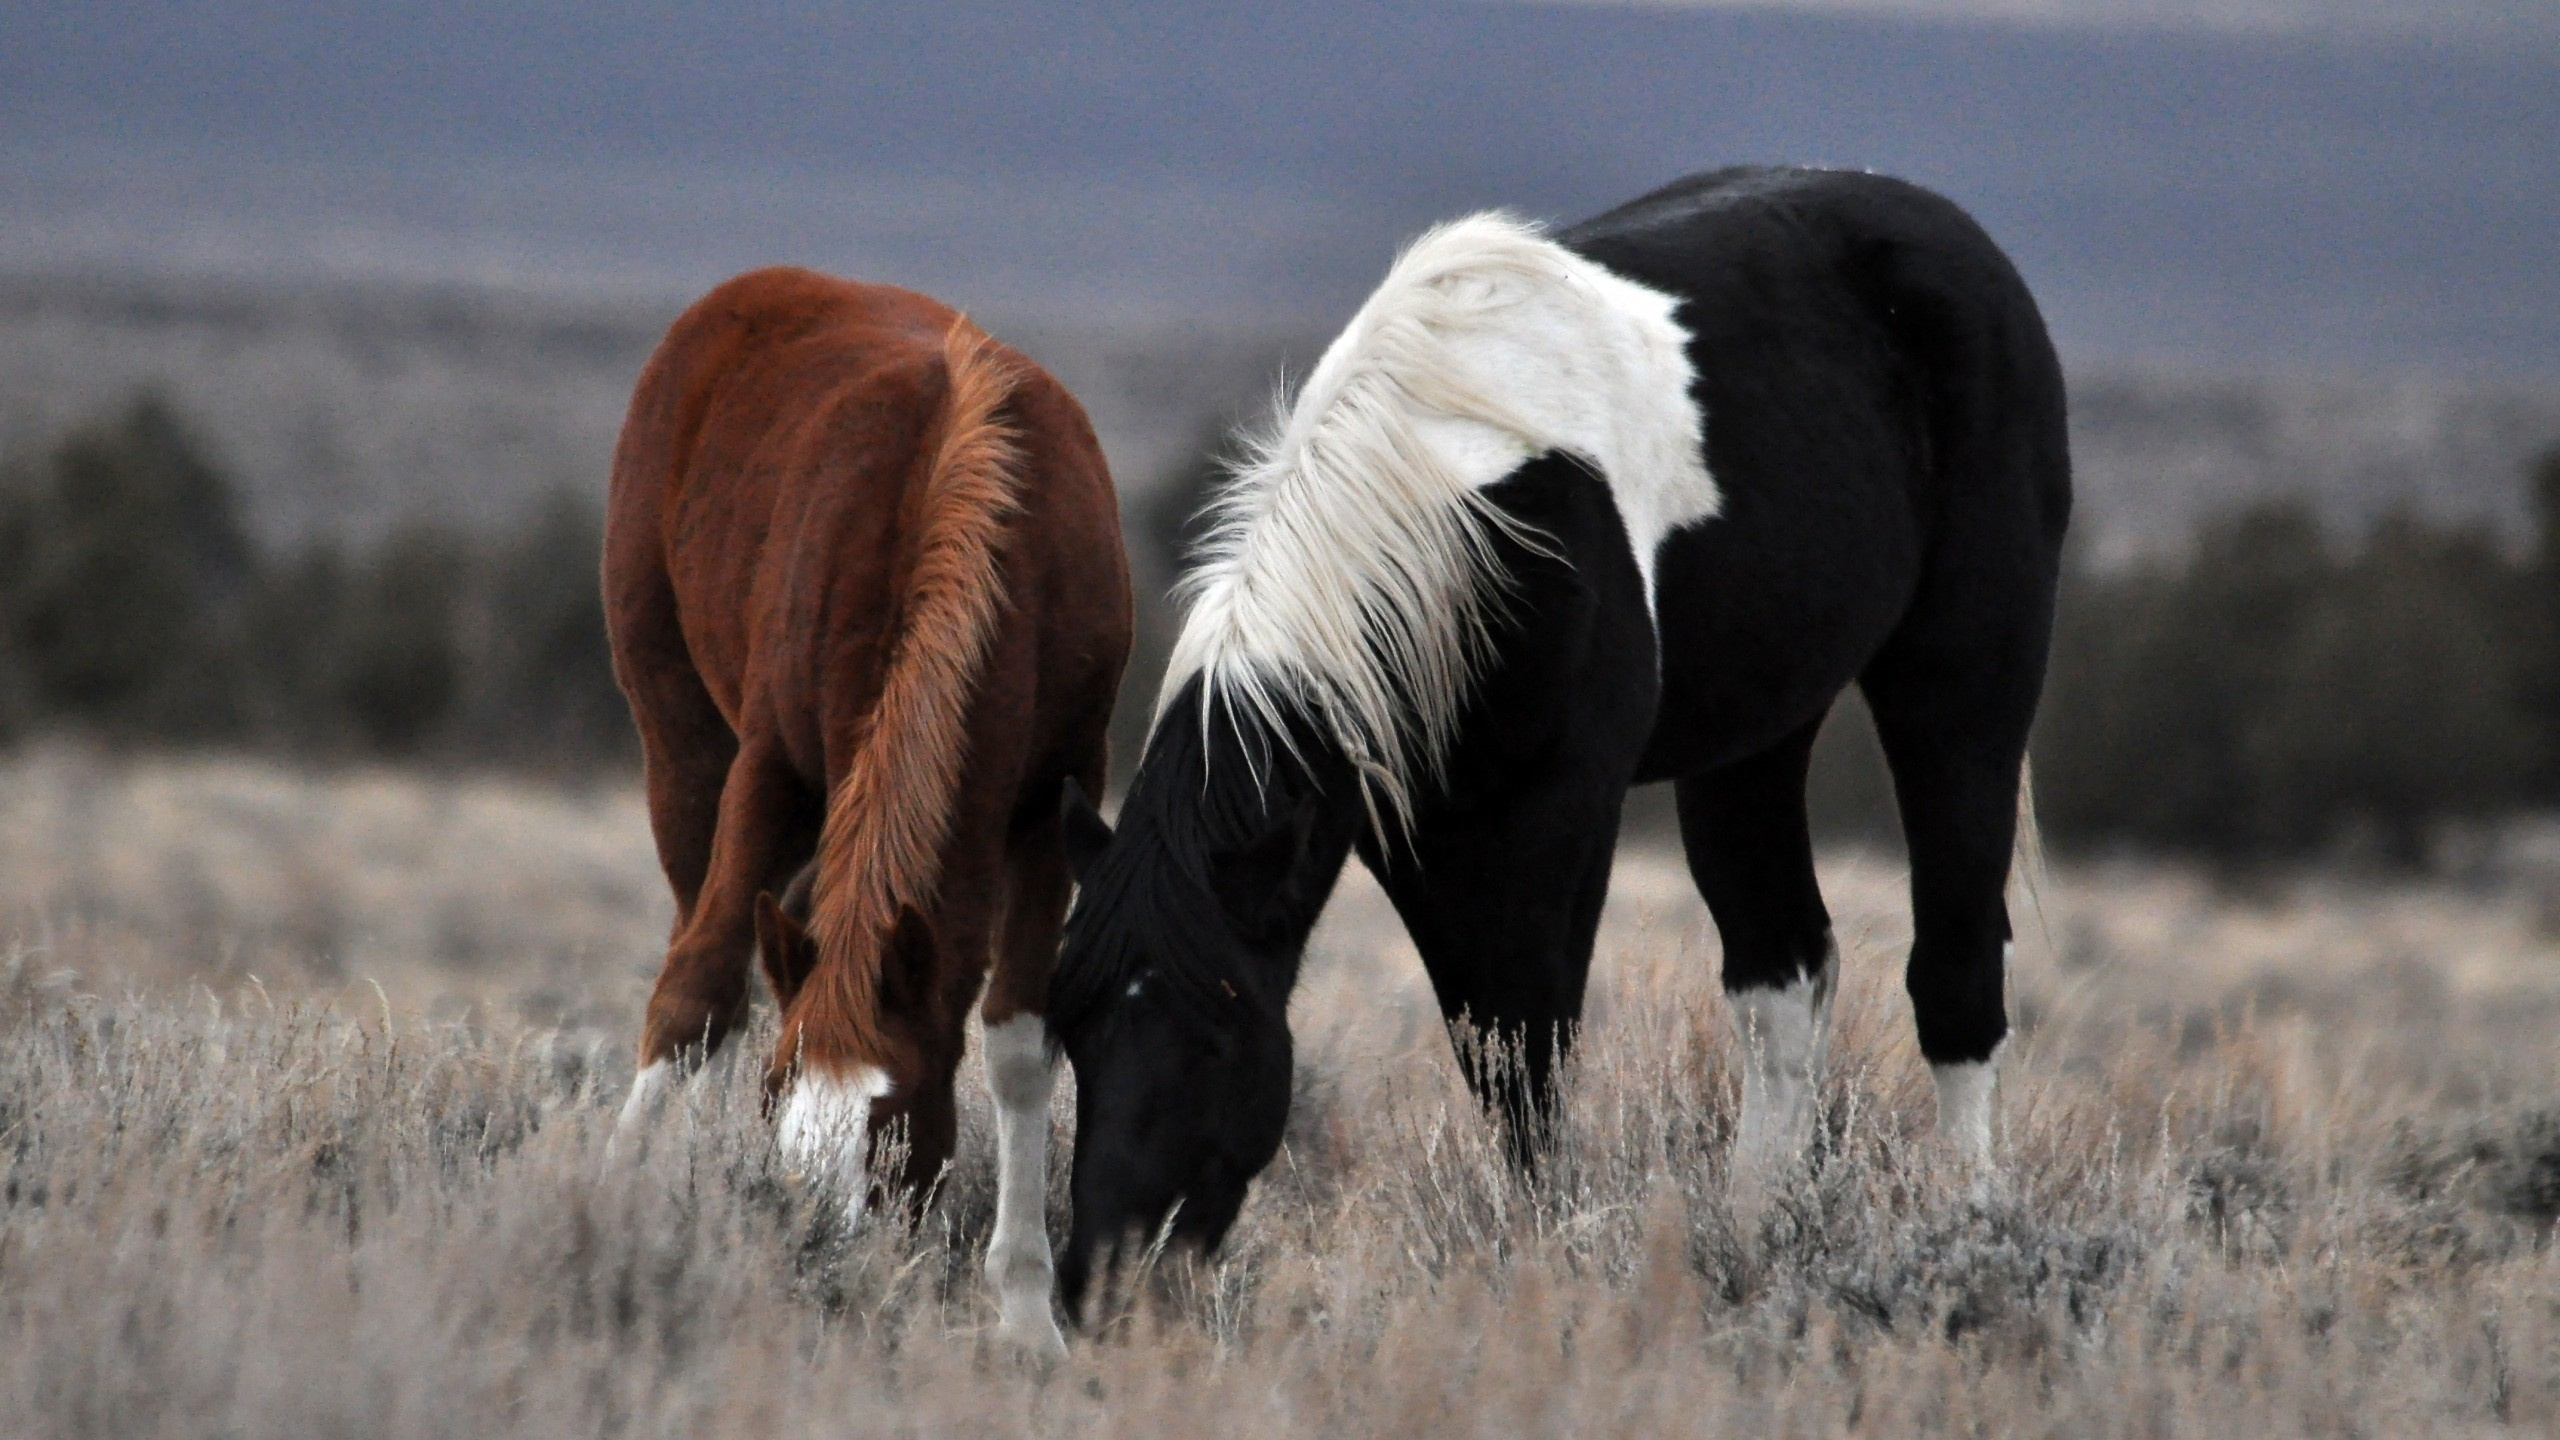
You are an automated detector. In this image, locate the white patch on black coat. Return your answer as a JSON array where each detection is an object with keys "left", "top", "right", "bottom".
[{"left": 1163, "top": 213, "right": 1714, "bottom": 827}]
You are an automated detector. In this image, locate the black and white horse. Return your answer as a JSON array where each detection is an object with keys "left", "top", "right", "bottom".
[{"left": 1049, "top": 167, "right": 2070, "bottom": 1312}]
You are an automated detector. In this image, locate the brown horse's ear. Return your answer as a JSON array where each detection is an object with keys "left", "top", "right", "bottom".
[
  {"left": 755, "top": 891, "right": 818, "bottom": 1006},
  {"left": 1061, "top": 776, "right": 1113, "bottom": 880},
  {"left": 878, "top": 908, "right": 940, "bottom": 1014}
]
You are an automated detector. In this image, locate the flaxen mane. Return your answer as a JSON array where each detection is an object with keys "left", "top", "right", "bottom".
[
  {"left": 1162, "top": 213, "right": 1709, "bottom": 830},
  {"left": 803, "top": 320, "right": 1023, "bottom": 1064}
]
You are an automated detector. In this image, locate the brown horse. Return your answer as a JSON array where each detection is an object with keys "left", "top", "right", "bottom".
[{"left": 604, "top": 267, "right": 1129, "bottom": 1355}]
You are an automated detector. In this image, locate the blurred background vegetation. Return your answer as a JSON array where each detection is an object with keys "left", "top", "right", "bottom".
[
  {"left": 5, "top": 388, "right": 2559, "bottom": 868},
  {"left": 0, "top": 394, "right": 628, "bottom": 772}
]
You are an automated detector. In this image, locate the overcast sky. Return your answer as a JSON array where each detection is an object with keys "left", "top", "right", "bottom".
[
  {"left": 1531, "top": 0, "right": 2560, "bottom": 39},
  {"left": 3, "top": 1, "right": 2554, "bottom": 374}
]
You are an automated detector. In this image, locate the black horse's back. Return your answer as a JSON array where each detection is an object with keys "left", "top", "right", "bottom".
[
  {"left": 1562, "top": 165, "right": 2070, "bottom": 556},
  {"left": 1559, "top": 166, "right": 2071, "bottom": 778}
]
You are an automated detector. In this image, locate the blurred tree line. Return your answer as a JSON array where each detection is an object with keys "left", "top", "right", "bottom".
[
  {"left": 2031, "top": 455, "right": 2560, "bottom": 864},
  {"left": 0, "top": 394, "right": 630, "bottom": 768},
  {"left": 7, "top": 393, "right": 2560, "bottom": 867}
]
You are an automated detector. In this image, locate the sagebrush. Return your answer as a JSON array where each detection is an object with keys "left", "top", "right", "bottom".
[{"left": 1, "top": 759, "right": 2554, "bottom": 1436}]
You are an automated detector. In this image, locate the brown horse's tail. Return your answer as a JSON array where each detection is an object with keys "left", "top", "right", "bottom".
[{"left": 799, "top": 319, "right": 1025, "bottom": 1072}]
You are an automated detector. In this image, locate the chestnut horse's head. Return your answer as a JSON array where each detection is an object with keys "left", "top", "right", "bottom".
[{"left": 753, "top": 891, "right": 957, "bottom": 1215}]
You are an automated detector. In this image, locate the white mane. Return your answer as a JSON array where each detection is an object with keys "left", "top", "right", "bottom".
[{"left": 1159, "top": 212, "right": 1715, "bottom": 829}]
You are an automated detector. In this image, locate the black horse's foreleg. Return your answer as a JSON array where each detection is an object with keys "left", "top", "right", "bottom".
[{"left": 1359, "top": 790, "right": 1623, "bottom": 1170}]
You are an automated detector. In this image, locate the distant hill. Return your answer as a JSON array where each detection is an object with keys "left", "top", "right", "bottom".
[
  {"left": 3, "top": 274, "right": 2554, "bottom": 563},
  {"left": 2070, "top": 372, "right": 2560, "bottom": 563},
  {"left": 5, "top": 0, "right": 2556, "bottom": 374}
]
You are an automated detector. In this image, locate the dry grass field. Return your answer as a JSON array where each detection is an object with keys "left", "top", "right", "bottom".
[{"left": 2, "top": 750, "right": 2555, "bottom": 1436}]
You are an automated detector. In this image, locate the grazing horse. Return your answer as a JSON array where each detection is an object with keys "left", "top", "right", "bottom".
[
  {"left": 605, "top": 268, "right": 1130, "bottom": 1356},
  {"left": 1048, "top": 167, "right": 2070, "bottom": 1311}
]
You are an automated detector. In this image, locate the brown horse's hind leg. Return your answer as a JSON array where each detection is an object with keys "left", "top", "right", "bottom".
[
  {"left": 631, "top": 668, "right": 737, "bottom": 930},
  {"left": 611, "top": 548, "right": 738, "bottom": 930},
  {"left": 982, "top": 825, "right": 1068, "bottom": 1029},
  {"left": 979, "top": 818, "right": 1073, "bottom": 1358},
  {"left": 624, "top": 731, "right": 818, "bottom": 1124}
]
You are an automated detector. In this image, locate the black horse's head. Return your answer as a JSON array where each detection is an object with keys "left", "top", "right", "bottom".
[{"left": 1048, "top": 725, "right": 1352, "bottom": 1318}]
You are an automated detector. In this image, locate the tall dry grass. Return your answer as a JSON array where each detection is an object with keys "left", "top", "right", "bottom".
[{"left": 2, "top": 752, "right": 2555, "bottom": 1436}]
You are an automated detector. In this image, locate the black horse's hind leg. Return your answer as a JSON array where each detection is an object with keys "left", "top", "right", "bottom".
[
  {"left": 1674, "top": 716, "right": 1837, "bottom": 1180},
  {"left": 1861, "top": 641, "right": 2041, "bottom": 1168},
  {"left": 1360, "top": 788, "right": 1623, "bottom": 1169}
]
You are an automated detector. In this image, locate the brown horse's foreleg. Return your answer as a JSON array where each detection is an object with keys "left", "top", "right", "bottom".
[
  {"left": 979, "top": 824, "right": 1073, "bottom": 1358},
  {"left": 624, "top": 733, "right": 814, "bottom": 1126}
]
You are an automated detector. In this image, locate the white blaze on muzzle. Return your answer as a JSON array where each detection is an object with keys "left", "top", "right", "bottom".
[{"left": 776, "top": 1065, "right": 896, "bottom": 1221}]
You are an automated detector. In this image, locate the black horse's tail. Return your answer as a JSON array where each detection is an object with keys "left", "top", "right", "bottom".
[{"left": 2012, "top": 759, "right": 2050, "bottom": 951}]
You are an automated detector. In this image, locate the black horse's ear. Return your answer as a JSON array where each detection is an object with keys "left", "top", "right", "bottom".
[
  {"left": 1210, "top": 789, "right": 1322, "bottom": 935},
  {"left": 1061, "top": 776, "right": 1114, "bottom": 880}
]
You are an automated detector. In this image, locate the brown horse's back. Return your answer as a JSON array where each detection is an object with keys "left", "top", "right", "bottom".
[
  {"left": 611, "top": 269, "right": 951, "bottom": 753},
  {"left": 607, "top": 262, "right": 1129, "bottom": 1104}
]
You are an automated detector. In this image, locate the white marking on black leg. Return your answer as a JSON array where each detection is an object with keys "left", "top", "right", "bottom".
[
  {"left": 981, "top": 1014, "right": 1067, "bottom": 1360},
  {"left": 776, "top": 1066, "right": 895, "bottom": 1224},
  {"left": 1926, "top": 940, "right": 2010, "bottom": 1196},
  {"left": 1727, "top": 948, "right": 1835, "bottom": 1187},
  {"left": 1931, "top": 1049, "right": 2000, "bottom": 1177}
]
